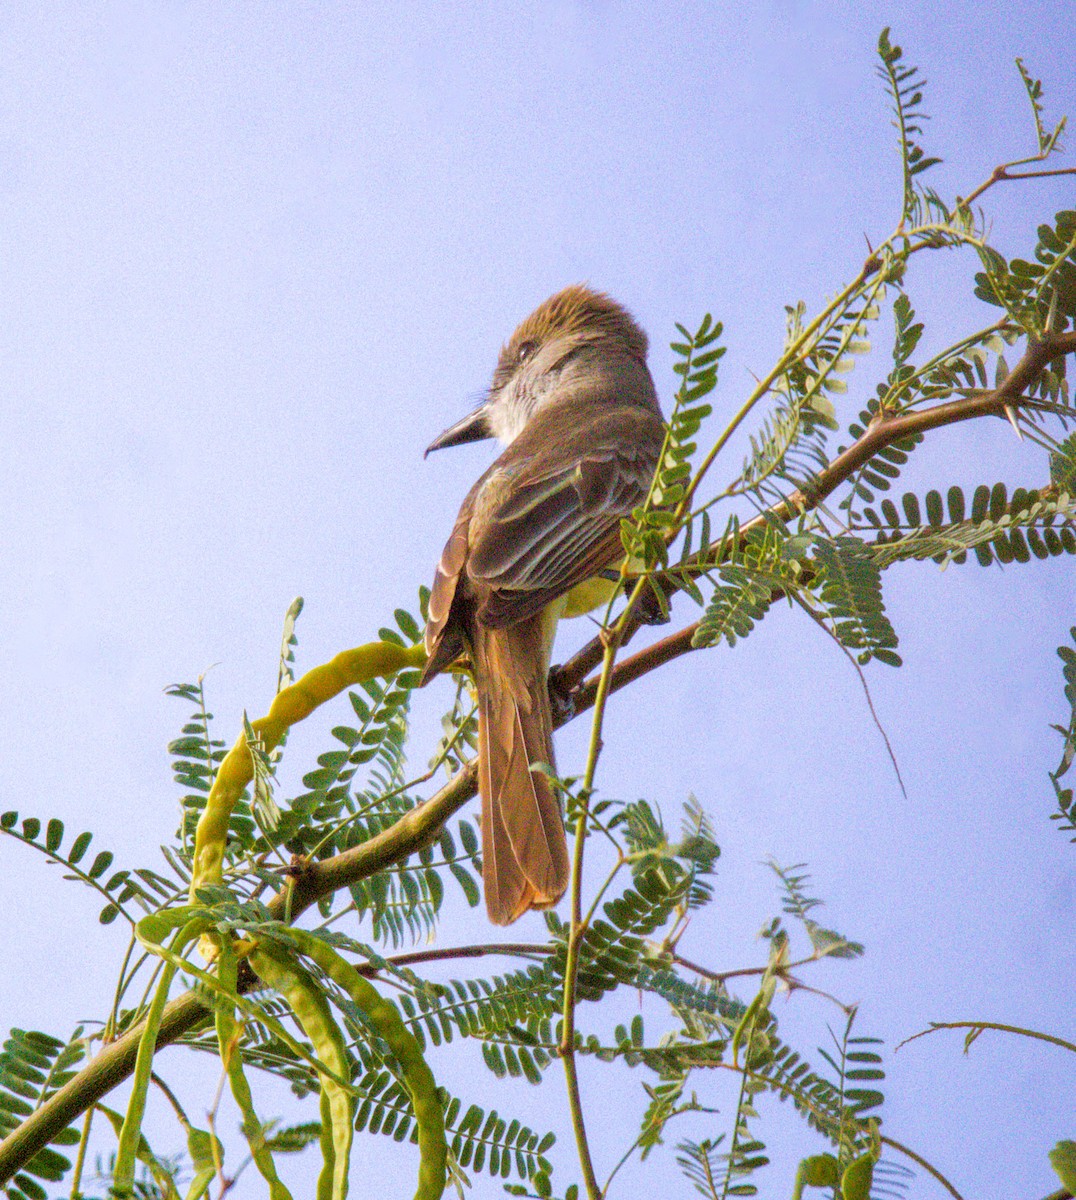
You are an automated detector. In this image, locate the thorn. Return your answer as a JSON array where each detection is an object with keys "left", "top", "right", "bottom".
[
  {"left": 1003, "top": 405, "right": 1024, "bottom": 440},
  {"left": 1046, "top": 286, "right": 1060, "bottom": 334}
]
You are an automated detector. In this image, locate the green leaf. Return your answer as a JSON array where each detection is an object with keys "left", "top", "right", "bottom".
[
  {"left": 44, "top": 820, "right": 63, "bottom": 854},
  {"left": 840, "top": 1152, "right": 875, "bottom": 1200},
  {"left": 811, "top": 536, "right": 900, "bottom": 666},
  {"left": 692, "top": 569, "right": 774, "bottom": 650},
  {"left": 87, "top": 851, "right": 114, "bottom": 880},
  {"left": 1050, "top": 1140, "right": 1076, "bottom": 1191}
]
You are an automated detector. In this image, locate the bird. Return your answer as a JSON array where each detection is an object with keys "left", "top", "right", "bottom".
[{"left": 419, "top": 285, "right": 665, "bottom": 924}]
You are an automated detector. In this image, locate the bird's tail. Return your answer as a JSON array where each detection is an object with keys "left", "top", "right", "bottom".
[{"left": 472, "top": 615, "right": 570, "bottom": 925}]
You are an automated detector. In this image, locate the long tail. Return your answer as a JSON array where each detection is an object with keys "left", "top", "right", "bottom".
[{"left": 472, "top": 615, "right": 570, "bottom": 925}]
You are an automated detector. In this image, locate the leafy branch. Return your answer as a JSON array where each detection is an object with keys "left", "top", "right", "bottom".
[{"left": 2, "top": 31, "right": 1075, "bottom": 1200}]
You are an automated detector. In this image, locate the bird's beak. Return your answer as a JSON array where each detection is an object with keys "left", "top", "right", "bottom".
[{"left": 424, "top": 403, "right": 493, "bottom": 457}]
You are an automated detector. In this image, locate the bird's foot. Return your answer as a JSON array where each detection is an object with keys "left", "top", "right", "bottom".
[
  {"left": 632, "top": 581, "right": 671, "bottom": 626},
  {"left": 547, "top": 667, "right": 576, "bottom": 724}
]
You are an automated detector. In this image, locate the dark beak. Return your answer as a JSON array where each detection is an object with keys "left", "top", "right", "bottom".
[{"left": 424, "top": 403, "right": 493, "bottom": 457}]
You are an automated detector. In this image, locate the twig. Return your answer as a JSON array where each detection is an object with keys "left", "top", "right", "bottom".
[
  {"left": 788, "top": 592, "right": 907, "bottom": 798},
  {"left": 958, "top": 161, "right": 1076, "bottom": 213},
  {"left": 560, "top": 591, "right": 639, "bottom": 1200},
  {"left": 879, "top": 1134, "right": 966, "bottom": 1200},
  {"left": 897, "top": 1020, "right": 1076, "bottom": 1055},
  {"left": 673, "top": 948, "right": 821, "bottom": 985},
  {"left": 371, "top": 942, "right": 551, "bottom": 971}
]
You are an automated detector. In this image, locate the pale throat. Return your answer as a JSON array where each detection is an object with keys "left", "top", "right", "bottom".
[
  {"left": 487, "top": 356, "right": 576, "bottom": 446},
  {"left": 486, "top": 388, "right": 532, "bottom": 446}
]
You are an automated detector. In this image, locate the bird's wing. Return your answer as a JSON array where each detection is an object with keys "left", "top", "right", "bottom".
[
  {"left": 468, "top": 405, "right": 665, "bottom": 628},
  {"left": 420, "top": 508, "right": 470, "bottom": 683}
]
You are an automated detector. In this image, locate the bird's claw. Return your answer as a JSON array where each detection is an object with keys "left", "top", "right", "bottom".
[
  {"left": 632, "top": 583, "right": 671, "bottom": 626},
  {"left": 547, "top": 668, "right": 576, "bottom": 723}
]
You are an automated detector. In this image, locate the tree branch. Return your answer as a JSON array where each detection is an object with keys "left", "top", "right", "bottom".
[
  {"left": 556, "top": 328, "right": 1076, "bottom": 702},
  {"left": 792, "top": 330, "right": 1076, "bottom": 508},
  {"left": 0, "top": 766, "right": 480, "bottom": 1183}
]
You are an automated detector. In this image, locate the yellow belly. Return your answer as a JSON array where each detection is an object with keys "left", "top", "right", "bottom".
[{"left": 561, "top": 573, "right": 621, "bottom": 619}]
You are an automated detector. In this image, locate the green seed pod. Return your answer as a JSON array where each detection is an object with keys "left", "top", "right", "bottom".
[
  {"left": 118, "top": 913, "right": 206, "bottom": 1193},
  {"left": 249, "top": 944, "right": 354, "bottom": 1200},
  {"left": 217, "top": 942, "right": 294, "bottom": 1200},
  {"left": 189, "top": 639, "right": 426, "bottom": 896},
  {"left": 282, "top": 930, "right": 448, "bottom": 1200}
]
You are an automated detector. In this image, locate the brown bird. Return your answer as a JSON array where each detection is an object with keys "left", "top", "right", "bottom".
[{"left": 419, "top": 286, "right": 665, "bottom": 924}]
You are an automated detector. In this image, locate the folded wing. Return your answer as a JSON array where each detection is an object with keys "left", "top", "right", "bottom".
[{"left": 468, "top": 404, "right": 666, "bottom": 628}]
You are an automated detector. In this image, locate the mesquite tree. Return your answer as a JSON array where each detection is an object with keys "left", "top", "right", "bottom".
[{"left": 1, "top": 30, "right": 1074, "bottom": 1200}]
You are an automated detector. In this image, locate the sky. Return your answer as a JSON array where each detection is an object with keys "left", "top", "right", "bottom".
[{"left": 0, "top": 2, "right": 1073, "bottom": 1197}]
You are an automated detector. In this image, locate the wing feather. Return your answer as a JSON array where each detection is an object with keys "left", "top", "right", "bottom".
[
  {"left": 419, "top": 514, "right": 471, "bottom": 683},
  {"left": 468, "top": 405, "right": 664, "bottom": 626}
]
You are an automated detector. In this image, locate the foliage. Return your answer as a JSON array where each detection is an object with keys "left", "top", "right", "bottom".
[
  {"left": 0, "top": 1030, "right": 85, "bottom": 1200},
  {"left": 1, "top": 28, "right": 1074, "bottom": 1200},
  {"left": 1049, "top": 625, "right": 1076, "bottom": 842}
]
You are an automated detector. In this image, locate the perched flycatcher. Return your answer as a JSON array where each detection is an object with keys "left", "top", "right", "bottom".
[{"left": 419, "top": 286, "right": 665, "bottom": 924}]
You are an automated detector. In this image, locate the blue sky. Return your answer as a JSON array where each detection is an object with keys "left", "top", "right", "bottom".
[{"left": 0, "top": 3, "right": 1073, "bottom": 1196}]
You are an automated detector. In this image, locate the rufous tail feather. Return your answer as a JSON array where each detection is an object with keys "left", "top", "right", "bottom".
[{"left": 473, "top": 617, "right": 570, "bottom": 925}]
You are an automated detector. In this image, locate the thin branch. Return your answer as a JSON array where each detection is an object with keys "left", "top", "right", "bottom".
[
  {"left": 370, "top": 942, "right": 551, "bottom": 972},
  {"left": 561, "top": 594, "right": 639, "bottom": 1200},
  {"left": 788, "top": 592, "right": 907, "bottom": 798},
  {"left": 958, "top": 160, "right": 1076, "bottom": 212},
  {"left": 1005, "top": 165, "right": 1076, "bottom": 180},
  {"left": 794, "top": 331, "right": 1076, "bottom": 508},
  {"left": 67, "top": 1109, "right": 93, "bottom": 1200},
  {"left": 673, "top": 948, "right": 821, "bottom": 986},
  {"left": 879, "top": 1134, "right": 967, "bottom": 1200},
  {"left": 897, "top": 1020, "right": 1076, "bottom": 1056},
  {"left": 672, "top": 948, "right": 853, "bottom": 1013}
]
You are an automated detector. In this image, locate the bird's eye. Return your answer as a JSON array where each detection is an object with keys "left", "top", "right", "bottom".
[{"left": 517, "top": 340, "right": 538, "bottom": 364}]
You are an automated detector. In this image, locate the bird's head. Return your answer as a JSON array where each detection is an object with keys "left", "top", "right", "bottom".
[{"left": 425, "top": 284, "right": 649, "bottom": 455}]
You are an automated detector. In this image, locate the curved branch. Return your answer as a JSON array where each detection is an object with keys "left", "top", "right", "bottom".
[
  {"left": 556, "top": 328, "right": 1076, "bottom": 699},
  {"left": 792, "top": 330, "right": 1076, "bottom": 508},
  {"left": 0, "top": 764, "right": 477, "bottom": 1183},
  {"left": 897, "top": 1019, "right": 1076, "bottom": 1056}
]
